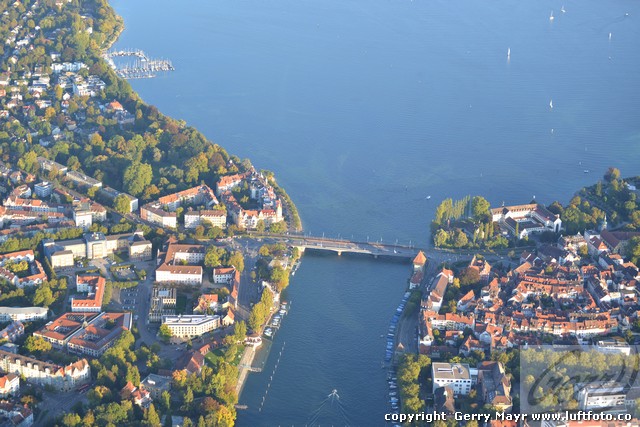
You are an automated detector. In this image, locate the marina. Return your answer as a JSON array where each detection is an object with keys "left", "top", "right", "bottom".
[{"left": 103, "top": 48, "right": 174, "bottom": 79}]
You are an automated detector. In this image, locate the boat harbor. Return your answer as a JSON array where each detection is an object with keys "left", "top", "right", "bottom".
[{"left": 103, "top": 48, "right": 174, "bottom": 79}]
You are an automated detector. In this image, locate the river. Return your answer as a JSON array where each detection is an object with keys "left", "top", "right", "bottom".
[{"left": 109, "top": 0, "right": 640, "bottom": 425}]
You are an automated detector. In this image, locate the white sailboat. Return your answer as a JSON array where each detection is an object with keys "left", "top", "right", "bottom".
[
  {"left": 561, "top": 5, "right": 566, "bottom": 13},
  {"left": 549, "top": 99, "right": 553, "bottom": 109},
  {"left": 507, "top": 47, "right": 511, "bottom": 58},
  {"left": 550, "top": 11, "right": 554, "bottom": 21},
  {"left": 609, "top": 32, "right": 612, "bottom": 41}
]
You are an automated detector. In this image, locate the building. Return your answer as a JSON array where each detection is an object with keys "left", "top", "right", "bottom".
[
  {"left": 0, "top": 400, "right": 32, "bottom": 427},
  {"left": 120, "top": 381, "right": 152, "bottom": 408},
  {"left": 65, "top": 171, "right": 102, "bottom": 189},
  {"left": 72, "top": 207, "right": 92, "bottom": 230},
  {"left": 140, "top": 373, "right": 171, "bottom": 400},
  {"left": 157, "top": 185, "right": 218, "bottom": 212},
  {"left": 155, "top": 243, "right": 205, "bottom": 285},
  {"left": 213, "top": 267, "right": 236, "bottom": 284},
  {"left": 193, "top": 294, "right": 218, "bottom": 314},
  {"left": 0, "top": 322, "right": 24, "bottom": 343},
  {"left": 34, "top": 312, "right": 99, "bottom": 350},
  {"left": 0, "top": 307, "right": 48, "bottom": 323},
  {"left": 0, "top": 250, "right": 47, "bottom": 288},
  {"left": 34, "top": 181, "right": 53, "bottom": 198},
  {"left": 0, "top": 374, "right": 19, "bottom": 397},
  {"left": 490, "top": 203, "right": 562, "bottom": 239},
  {"left": 35, "top": 312, "right": 131, "bottom": 357},
  {"left": 140, "top": 204, "right": 177, "bottom": 228},
  {"left": 36, "top": 157, "right": 67, "bottom": 176},
  {"left": 129, "top": 240, "right": 152, "bottom": 261},
  {"left": 577, "top": 382, "right": 626, "bottom": 412},
  {"left": 413, "top": 251, "right": 427, "bottom": 272},
  {"left": 477, "top": 361, "right": 512, "bottom": 412},
  {"left": 71, "top": 275, "right": 105, "bottom": 312},
  {"left": 595, "top": 339, "right": 631, "bottom": 356},
  {"left": 43, "top": 231, "right": 152, "bottom": 268},
  {"left": 431, "top": 362, "right": 477, "bottom": 395},
  {"left": 0, "top": 350, "right": 90, "bottom": 391},
  {"left": 148, "top": 287, "right": 177, "bottom": 323},
  {"left": 184, "top": 210, "right": 227, "bottom": 229},
  {"left": 162, "top": 315, "right": 221, "bottom": 338},
  {"left": 67, "top": 312, "right": 132, "bottom": 357}
]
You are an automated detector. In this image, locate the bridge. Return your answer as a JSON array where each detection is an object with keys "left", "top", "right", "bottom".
[{"left": 249, "top": 233, "right": 423, "bottom": 260}]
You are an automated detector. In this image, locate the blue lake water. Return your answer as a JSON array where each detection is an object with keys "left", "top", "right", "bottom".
[{"left": 110, "top": 0, "right": 640, "bottom": 424}]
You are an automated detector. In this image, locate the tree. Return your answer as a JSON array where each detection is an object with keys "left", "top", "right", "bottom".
[
  {"left": 471, "top": 196, "right": 491, "bottom": 222},
  {"left": 270, "top": 266, "right": 289, "bottom": 292},
  {"left": 144, "top": 404, "right": 162, "bottom": 427},
  {"left": 33, "top": 285, "right": 54, "bottom": 306},
  {"left": 256, "top": 220, "right": 265, "bottom": 233},
  {"left": 160, "top": 390, "right": 171, "bottom": 413},
  {"left": 113, "top": 194, "right": 131, "bottom": 214},
  {"left": 62, "top": 413, "right": 82, "bottom": 427},
  {"left": 123, "top": 162, "right": 153, "bottom": 196},
  {"left": 159, "top": 324, "right": 172, "bottom": 343},
  {"left": 604, "top": 167, "right": 620, "bottom": 183},
  {"left": 459, "top": 267, "right": 480, "bottom": 286},
  {"left": 204, "top": 247, "right": 225, "bottom": 268},
  {"left": 227, "top": 251, "right": 244, "bottom": 272},
  {"left": 24, "top": 335, "right": 52, "bottom": 355},
  {"left": 269, "top": 221, "right": 287, "bottom": 234},
  {"left": 182, "top": 387, "right": 194, "bottom": 412},
  {"left": 433, "top": 229, "right": 449, "bottom": 247}
]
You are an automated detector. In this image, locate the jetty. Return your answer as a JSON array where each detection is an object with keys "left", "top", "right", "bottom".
[{"left": 103, "top": 49, "right": 174, "bottom": 80}]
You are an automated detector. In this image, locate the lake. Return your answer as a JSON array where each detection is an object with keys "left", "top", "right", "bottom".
[{"left": 109, "top": 0, "right": 640, "bottom": 424}]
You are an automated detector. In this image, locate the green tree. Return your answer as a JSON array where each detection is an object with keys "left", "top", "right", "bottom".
[
  {"left": 33, "top": 285, "right": 54, "bottom": 306},
  {"left": 182, "top": 387, "right": 194, "bottom": 412},
  {"left": 62, "top": 413, "right": 82, "bottom": 427},
  {"left": 270, "top": 266, "right": 289, "bottom": 292},
  {"left": 433, "top": 229, "right": 449, "bottom": 247},
  {"left": 144, "top": 404, "right": 162, "bottom": 427},
  {"left": 159, "top": 324, "right": 172, "bottom": 343},
  {"left": 123, "top": 162, "right": 153, "bottom": 196},
  {"left": 113, "top": 194, "right": 131, "bottom": 214},
  {"left": 24, "top": 335, "right": 52, "bottom": 355},
  {"left": 227, "top": 251, "right": 244, "bottom": 272},
  {"left": 471, "top": 196, "right": 491, "bottom": 222}
]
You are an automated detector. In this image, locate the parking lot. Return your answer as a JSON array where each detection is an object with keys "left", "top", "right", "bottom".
[{"left": 115, "top": 285, "right": 140, "bottom": 312}]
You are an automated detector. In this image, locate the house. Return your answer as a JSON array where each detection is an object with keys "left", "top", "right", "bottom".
[
  {"left": 0, "top": 374, "right": 19, "bottom": 397},
  {"left": 0, "top": 400, "right": 32, "bottom": 427},
  {"left": 478, "top": 361, "right": 512, "bottom": 412},
  {"left": 175, "top": 350, "right": 205, "bottom": 375},
  {"left": 0, "top": 350, "right": 90, "bottom": 391},
  {"left": 412, "top": 251, "right": 427, "bottom": 272},
  {"left": 193, "top": 294, "right": 218, "bottom": 314},
  {"left": 148, "top": 287, "right": 177, "bottom": 323},
  {"left": 213, "top": 267, "right": 236, "bottom": 284},
  {"left": 120, "top": 382, "right": 152, "bottom": 408},
  {"left": 0, "top": 322, "right": 24, "bottom": 343},
  {"left": 433, "top": 386, "right": 456, "bottom": 415},
  {"left": 222, "top": 309, "right": 235, "bottom": 326},
  {"left": 431, "top": 362, "right": 477, "bottom": 395},
  {"left": 140, "top": 373, "right": 171, "bottom": 400}
]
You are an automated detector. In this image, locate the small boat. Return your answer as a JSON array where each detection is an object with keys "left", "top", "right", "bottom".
[
  {"left": 584, "top": 170, "right": 590, "bottom": 174},
  {"left": 426, "top": 195, "right": 431, "bottom": 200},
  {"left": 561, "top": 5, "right": 566, "bottom": 13},
  {"left": 507, "top": 47, "right": 511, "bottom": 58},
  {"left": 609, "top": 32, "right": 612, "bottom": 41},
  {"left": 549, "top": 99, "right": 553, "bottom": 109},
  {"left": 550, "top": 11, "right": 554, "bottom": 21}
]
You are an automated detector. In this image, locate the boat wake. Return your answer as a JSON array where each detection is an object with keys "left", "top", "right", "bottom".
[{"left": 306, "top": 389, "right": 352, "bottom": 426}]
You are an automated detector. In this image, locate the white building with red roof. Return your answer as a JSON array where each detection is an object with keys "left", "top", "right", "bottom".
[{"left": 71, "top": 275, "right": 105, "bottom": 312}]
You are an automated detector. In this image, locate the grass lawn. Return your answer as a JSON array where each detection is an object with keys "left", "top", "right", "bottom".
[{"left": 204, "top": 346, "right": 244, "bottom": 367}]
